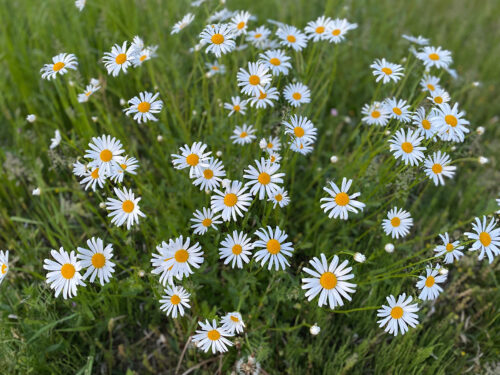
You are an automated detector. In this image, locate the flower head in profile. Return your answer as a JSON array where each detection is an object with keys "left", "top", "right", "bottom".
[
  {"left": 0, "top": 250, "right": 9, "bottom": 285},
  {"left": 320, "top": 178, "right": 365, "bottom": 220},
  {"left": 78, "top": 78, "right": 101, "bottom": 103},
  {"left": 171, "top": 13, "right": 195, "bottom": 34},
  {"left": 41, "top": 53, "right": 78, "bottom": 80},
  {"left": 402, "top": 34, "right": 429, "bottom": 45}
]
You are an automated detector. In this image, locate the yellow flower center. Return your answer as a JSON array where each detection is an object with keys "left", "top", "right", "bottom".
[
  {"left": 446, "top": 243, "right": 454, "bottom": 252},
  {"left": 140, "top": 55, "right": 147, "bottom": 62},
  {"left": 287, "top": 35, "right": 296, "bottom": 43},
  {"left": 233, "top": 104, "right": 241, "bottom": 112},
  {"left": 393, "top": 107, "right": 402, "bottom": 116},
  {"left": 335, "top": 192, "right": 350, "bottom": 206},
  {"left": 91, "top": 168, "right": 99, "bottom": 179},
  {"left": 381, "top": 67, "right": 393, "bottom": 75},
  {"left": 207, "top": 329, "right": 220, "bottom": 341},
  {"left": 53, "top": 62, "right": 65, "bottom": 71},
  {"left": 170, "top": 295, "right": 181, "bottom": 305},
  {"left": 91, "top": 253, "right": 106, "bottom": 268},
  {"left": 254, "top": 33, "right": 262, "bottom": 39},
  {"left": 479, "top": 232, "right": 492, "bottom": 247},
  {"left": 371, "top": 110, "right": 381, "bottom": 118},
  {"left": 258, "top": 172, "right": 271, "bottom": 185},
  {"left": 422, "top": 119, "right": 431, "bottom": 129},
  {"left": 259, "top": 91, "right": 267, "bottom": 99},
  {"left": 240, "top": 131, "right": 248, "bottom": 138},
  {"left": 332, "top": 29, "right": 341, "bottom": 36},
  {"left": 224, "top": 193, "right": 238, "bottom": 207},
  {"left": 122, "top": 200, "right": 135, "bottom": 213},
  {"left": 275, "top": 194, "right": 283, "bottom": 201},
  {"left": 211, "top": 33, "right": 224, "bottom": 45},
  {"left": 267, "top": 143, "right": 273, "bottom": 149},
  {"left": 100, "top": 149, "right": 113, "bottom": 162},
  {"left": 390, "top": 306, "right": 403, "bottom": 319},
  {"left": 230, "top": 315, "right": 239, "bottom": 322},
  {"left": 401, "top": 142, "right": 413, "bottom": 153},
  {"left": 270, "top": 57, "right": 281, "bottom": 66},
  {"left": 175, "top": 249, "right": 189, "bottom": 263},
  {"left": 61, "top": 263, "right": 76, "bottom": 279},
  {"left": 267, "top": 239, "right": 281, "bottom": 254},
  {"left": 432, "top": 163, "right": 443, "bottom": 174},
  {"left": 1, "top": 264, "right": 7, "bottom": 274},
  {"left": 202, "top": 218, "right": 212, "bottom": 227},
  {"left": 203, "top": 169, "right": 213, "bottom": 179},
  {"left": 445, "top": 115, "right": 457, "bottom": 127},
  {"left": 186, "top": 153, "right": 199, "bottom": 166},
  {"left": 429, "top": 53, "right": 440, "bottom": 61},
  {"left": 315, "top": 26, "right": 325, "bottom": 34},
  {"left": 391, "top": 217, "right": 401, "bottom": 227},
  {"left": 427, "top": 84, "right": 435, "bottom": 91},
  {"left": 115, "top": 53, "right": 127, "bottom": 65},
  {"left": 425, "top": 276, "right": 435, "bottom": 287},
  {"left": 249, "top": 75, "right": 260, "bottom": 85},
  {"left": 120, "top": 163, "right": 127, "bottom": 170},
  {"left": 319, "top": 272, "right": 337, "bottom": 289},
  {"left": 232, "top": 244, "right": 242, "bottom": 255},
  {"left": 270, "top": 155, "right": 276, "bottom": 162},
  {"left": 211, "top": 66, "right": 219, "bottom": 70},
  {"left": 434, "top": 96, "right": 443, "bottom": 104},
  {"left": 237, "top": 21, "right": 245, "bottom": 30},
  {"left": 86, "top": 91, "right": 92, "bottom": 97},
  {"left": 137, "top": 101, "right": 151, "bottom": 113},
  {"left": 292, "top": 92, "right": 302, "bottom": 100},
  {"left": 294, "top": 127, "right": 305, "bottom": 137}
]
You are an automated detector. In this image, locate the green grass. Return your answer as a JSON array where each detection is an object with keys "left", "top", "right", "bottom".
[{"left": 1, "top": 0, "right": 499, "bottom": 373}]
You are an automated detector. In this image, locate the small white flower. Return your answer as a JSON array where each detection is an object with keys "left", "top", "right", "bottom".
[
  {"left": 310, "top": 323, "right": 321, "bottom": 335},
  {"left": 26, "top": 114, "right": 36, "bottom": 123},
  {"left": 353, "top": 253, "right": 366, "bottom": 263}
]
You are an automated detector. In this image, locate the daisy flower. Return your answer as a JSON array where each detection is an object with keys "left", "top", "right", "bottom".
[
  {"left": 389, "top": 129, "right": 426, "bottom": 166},
  {"left": 219, "top": 230, "right": 253, "bottom": 269},
  {"left": 106, "top": 187, "right": 145, "bottom": 230},
  {"left": 78, "top": 78, "right": 101, "bottom": 103},
  {"left": 158, "top": 236, "right": 204, "bottom": 281},
  {"left": 464, "top": 216, "right": 500, "bottom": 264},
  {"left": 192, "top": 157, "right": 225, "bottom": 191},
  {"left": 237, "top": 62, "right": 272, "bottom": 96},
  {"left": 361, "top": 102, "right": 390, "bottom": 126},
  {"left": 416, "top": 46, "right": 453, "bottom": 69},
  {"left": 191, "top": 207, "right": 222, "bottom": 235},
  {"left": 221, "top": 312, "right": 245, "bottom": 334},
  {"left": 171, "top": 13, "right": 195, "bottom": 34},
  {"left": 40, "top": 53, "right": 78, "bottom": 80},
  {"left": 243, "top": 158, "right": 285, "bottom": 200},
  {"left": 283, "top": 82, "right": 311, "bottom": 107},
  {"left": 103, "top": 41, "right": 137, "bottom": 76},
  {"left": 199, "top": 24, "right": 236, "bottom": 58},
  {"left": 276, "top": 25, "right": 308, "bottom": 51},
  {"left": 79, "top": 167, "right": 106, "bottom": 191},
  {"left": 246, "top": 26, "right": 271, "bottom": 48},
  {"left": 377, "top": 294, "right": 419, "bottom": 336},
  {"left": 434, "top": 233, "right": 464, "bottom": 264},
  {"left": 402, "top": 34, "right": 429, "bottom": 45},
  {"left": 229, "top": 10, "right": 251, "bottom": 36},
  {"left": 159, "top": 285, "right": 191, "bottom": 318},
  {"left": 72, "top": 160, "right": 88, "bottom": 177},
  {"left": 253, "top": 226, "right": 294, "bottom": 271},
  {"left": 192, "top": 319, "right": 233, "bottom": 354},
  {"left": 412, "top": 107, "right": 438, "bottom": 139},
  {"left": 77, "top": 237, "right": 115, "bottom": 286},
  {"left": 431, "top": 103, "right": 470, "bottom": 143},
  {"left": 427, "top": 88, "right": 450, "bottom": 105},
  {"left": 283, "top": 115, "right": 317, "bottom": 144},
  {"left": 124, "top": 91, "right": 163, "bottom": 123},
  {"left": 230, "top": 124, "right": 256, "bottom": 145},
  {"left": 171, "top": 142, "right": 211, "bottom": 178},
  {"left": 290, "top": 138, "right": 314, "bottom": 155},
  {"left": 224, "top": 96, "right": 247, "bottom": 116},
  {"left": 85, "top": 135, "right": 124, "bottom": 176},
  {"left": 75, "top": 0, "right": 86, "bottom": 11},
  {"left": 383, "top": 97, "right": 412, "bottom": 123},
  {"left": 416, "top": 265, "right": 447, "bottom": 301},
  {"left": 320, "top": 178, "right": 366, "bottom": 220},
  {"left": 206, "top": 61, "right": 226, "bottom": 76},
  {"left": 249, "top": 84, "right": 279, "bottom": 109},
  {"left": 0, "top": 250, "right": 9, "bottom": 285},
  {"left": 211, "top": 180, "right": 252, "bottom": 221},
  {"left": 50, "top": 130, "right": 61, "bottom": 149},
  {"left": 370, "top": 58, "right": 404, "bottom": 84},
  {"left": 268, "top": 186, "right": 290, "bottom": 208},
  {"left": 268, "top": 152, "right": 281, "bottom": 164},
  {"left": 132, "top": 45, "right": 158, "bottom": 67},
  {"left": 325, "top": 18, "right": 358, "bottom": 43},
  {"left": 305, "top": 16, "right": 332, "bottom": 41},
  {"left": 423, "top": 151, "right": 456, "bottom": 186},
  {"left": 302, "top": 253, "right": 357, "bottom": 309},
  {"left": 110, "top": 156, "right": 139, "bottom": 183},
  {"left": 207, "top": 8, "right": 233, "bottom": 22},
  {"left": 43, "top": 248, "right": 85, "bottom": 299},
  {"left": 420, "top": 74, "right": 441, "bottom": 92},
  {"left": 260, "top": 136, "right": 281, "bottom": 153},
  {"left": 258, "top": 49, "right": 292, "bottom": 76},
  {"left": 382, "top": 207, "right": 413, "bottom": 239}
]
